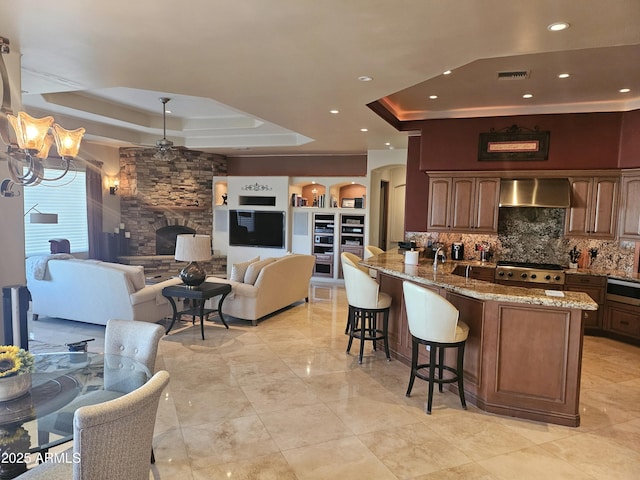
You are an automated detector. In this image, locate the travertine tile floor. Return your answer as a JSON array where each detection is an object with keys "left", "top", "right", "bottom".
[{"left": 28, "top": 282, "right": 640, "bottom": 479}]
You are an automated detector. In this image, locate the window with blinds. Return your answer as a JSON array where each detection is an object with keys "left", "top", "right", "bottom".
[{"left": 23, "top": 169, "right": 89, "bottom": 257}]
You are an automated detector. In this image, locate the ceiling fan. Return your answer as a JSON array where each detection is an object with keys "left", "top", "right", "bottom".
[{"left": 154, "top": 97, "right": 176, "bottom": 160}]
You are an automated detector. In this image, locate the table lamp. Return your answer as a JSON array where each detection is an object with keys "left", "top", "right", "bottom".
[{"left": 174, "top": 234, "right": 211, "bottom": 287}]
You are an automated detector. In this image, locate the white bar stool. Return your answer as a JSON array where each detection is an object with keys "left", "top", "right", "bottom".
[{"left": 402, "top": 281, "right": 469, "bottom": 414}]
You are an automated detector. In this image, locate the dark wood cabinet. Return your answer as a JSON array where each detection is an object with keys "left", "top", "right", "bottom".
[
  {"left": 427, "top": 175, "right": 499, "bottom": 233},
  {"left": 619, "top": 171, "right": 640, "bottom": 240},
  {"left": 565, "top": 176, "right": 618, "bottom": 238},
  {"left": 564, "top": 273, "right": 606, "bottom": 331}
]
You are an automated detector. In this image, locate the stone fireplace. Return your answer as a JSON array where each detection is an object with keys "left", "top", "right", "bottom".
[
  {"left": 116, "top": 147, "right": 228, "bottom": 276},
  {"left": 155, "top": 224, "right": 196, "bottom": 255}
]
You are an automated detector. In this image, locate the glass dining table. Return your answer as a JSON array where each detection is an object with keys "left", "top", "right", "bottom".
[{"left": 0, "top": 352, "right": 151, "bottom": 479}]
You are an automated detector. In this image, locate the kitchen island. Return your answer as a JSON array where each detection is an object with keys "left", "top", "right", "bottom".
[{"left": 361, "top": 252, "right": 598, "bottom": 427}]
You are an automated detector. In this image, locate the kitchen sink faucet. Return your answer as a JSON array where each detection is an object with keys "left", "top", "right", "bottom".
[{"left": 433, "top": 247, "right": 446, "bottom": 270}]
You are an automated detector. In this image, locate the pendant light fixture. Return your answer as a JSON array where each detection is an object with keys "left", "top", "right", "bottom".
[
  {"left": 154, "top": 97, "right": 176, "bottom": 160},
  {"left": 1, "top": 36, "right": 85, "bottom": 187}
]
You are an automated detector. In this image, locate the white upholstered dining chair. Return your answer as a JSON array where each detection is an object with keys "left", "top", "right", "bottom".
[
  {"left": 19, "top": 370, "right": 170, "bottom": 480},
  {"left": 36, "top": 320, "right": 165, "bottom": 450}
]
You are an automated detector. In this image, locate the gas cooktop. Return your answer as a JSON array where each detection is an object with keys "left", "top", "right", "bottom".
[{"left": 495, "top": 261, "right": 566, "bottom": 286}]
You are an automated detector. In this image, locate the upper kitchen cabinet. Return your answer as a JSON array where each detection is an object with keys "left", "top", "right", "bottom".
[
  {"left": 565, "top": 176, "right": 619, "bottom": 239},
  {"left": 427, "top": 174, "right": 500, "bottom": 233},
  {"left": 619, "top": 170, "right": 640, "bottom": 240}
]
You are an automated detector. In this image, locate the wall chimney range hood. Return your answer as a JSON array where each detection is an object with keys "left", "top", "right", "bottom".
[{"left": 499, "top": 178, "right": 571, "bottom": 208}]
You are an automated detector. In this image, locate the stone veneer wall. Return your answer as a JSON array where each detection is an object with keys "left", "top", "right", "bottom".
[{"left": 117, "top": 147, "right": 228, "bottom": 275}]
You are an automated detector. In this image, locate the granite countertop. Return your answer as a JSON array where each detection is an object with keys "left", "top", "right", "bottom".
[
  {"left": 405, "top": 255, "right": 640, "bottom": 284},
  {"left": 361, "top": 253, "right": 598, "bottom": 310}
]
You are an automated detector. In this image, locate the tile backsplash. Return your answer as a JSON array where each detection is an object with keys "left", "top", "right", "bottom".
[{"left": 407, "top": 207, "right": 637, "bottom": 273}]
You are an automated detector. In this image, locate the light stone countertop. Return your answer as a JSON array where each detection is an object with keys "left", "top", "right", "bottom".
[{"left": 361, "top": 253, "right": 598, "bottom": 310}]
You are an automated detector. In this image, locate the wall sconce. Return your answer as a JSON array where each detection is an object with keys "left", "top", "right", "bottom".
[{"left": 109, "top": 179, "right": 119, "bottom": 195}]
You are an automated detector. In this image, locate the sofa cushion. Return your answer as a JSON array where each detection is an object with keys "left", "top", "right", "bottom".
[
  {"left": 230, "top": 256, "right": 260, "bottom": 282},
  {"left": 100, "top": 263, "right": 146, "bottom": 291},
  {"left": 243, "top": 257, "right": 276, "bottom": 285}
]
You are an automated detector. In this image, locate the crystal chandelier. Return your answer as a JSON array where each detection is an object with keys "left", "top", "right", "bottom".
[{"left": 1, "top": 36, "right": 85, "bottom": 187}]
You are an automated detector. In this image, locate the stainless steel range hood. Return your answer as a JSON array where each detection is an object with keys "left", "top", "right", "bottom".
[{"left": 499, "top": 178, "right": 571, "bottom": 208}]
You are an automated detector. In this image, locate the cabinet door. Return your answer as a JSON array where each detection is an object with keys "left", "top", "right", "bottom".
[
  {"left": 565, "top": 178, "right": 592, "bottom": 236},
  {"left": 590, "top": 177, "right": 618, "bottom": 238},
  {"left": 474, "top": 178, "right": 500, "bottom": 232},
  {"left": 619, "top": 174, "right": 640, "bottom": 240},
  {"left": 566, "top": 176, "right": 618, "bottom": 238},
  {"left": 427, "top": 177, "right": 452, "bottom": 230},
  {"left": 450, "top": 178, "right": 475, "bottom": 231}
]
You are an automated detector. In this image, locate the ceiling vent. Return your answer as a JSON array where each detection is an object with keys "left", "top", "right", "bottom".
[{"left": 497, "top": 70, "right": 530, "bottom": 80}]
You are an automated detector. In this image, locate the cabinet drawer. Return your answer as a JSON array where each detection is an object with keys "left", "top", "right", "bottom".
[
  {"left": 605, "top": 301, "right": 640, "bottom": 337},
  {"left": 565, "top": 285, "right": 606, "bottom": 304},
  {"left": 565, "top": 274, "right": 606, "bottom": 304},
  {"left": 565, "top": 274, "right": 607, "bottom": 287}
]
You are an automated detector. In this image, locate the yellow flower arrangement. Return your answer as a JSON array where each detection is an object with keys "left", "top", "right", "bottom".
[
  {"left": 0, "top": 345, "right": 35, "bottom": 378},
  {"left": 0, "top": 426, "right": 30, "bottom": 447}
]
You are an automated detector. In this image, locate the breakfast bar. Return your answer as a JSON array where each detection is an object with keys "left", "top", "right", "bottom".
[{"left": 361, "top": 252, "right": 598, "bottom": 427}]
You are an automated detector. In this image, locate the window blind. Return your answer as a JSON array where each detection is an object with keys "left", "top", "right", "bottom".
[{"left": 23, "top": 169, "right": 89, "bottom": 257}]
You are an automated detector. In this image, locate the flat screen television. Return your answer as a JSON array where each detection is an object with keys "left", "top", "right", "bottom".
[{"left": 229, "top": 210, "right": 286, "bottom": 248}]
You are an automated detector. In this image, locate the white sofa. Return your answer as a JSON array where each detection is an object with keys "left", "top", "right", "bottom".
[
  {"left": 204, "top": 254, "right": 315, "bottom": 325},
  {"left": 26, "top": 256, "right": 182, "bottom": 325}
]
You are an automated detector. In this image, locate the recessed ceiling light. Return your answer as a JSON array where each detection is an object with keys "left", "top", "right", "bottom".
[
  {"left": 558, "top": 73, "right": 571, "bottom": 79},
  {"left": 619, "top": 88, "right": 631, "bottom": 93},
  {"left": 443, "top": 70, "right": 452, "bottom": 75},
  {"left": 329, "top": 109, "right": 339, "bottom": 114},
  {"left": 358, "top": 76, "right": 373, "bottom": 82},
  {"left": 384, "top": 142, "right": 391, "bottom": 146},
  {"left": 429, "top": 95, "right": 438, "bottom": 100},
  {"left": 548, "top": 22, "right": 570, "bottom": 31},
  {"left": 522, "top": 93, "right": 533, "bottom": 99},
  {"left": 360, "top": 128, "right": 368, "bottom": 132}
]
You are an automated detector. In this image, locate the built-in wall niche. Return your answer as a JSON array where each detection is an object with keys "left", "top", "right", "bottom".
[
  {"left": 290, "top": 182, "right": 328, "bottom": 207},
  {"left": 290, "top": 178, "right": 367, "bottom": 209},
  {"left": 214, "top": 181, "right": 228, "bottom": 206},
  {"left": 337, "top": 182, "right": 366, "bottom": 209}
]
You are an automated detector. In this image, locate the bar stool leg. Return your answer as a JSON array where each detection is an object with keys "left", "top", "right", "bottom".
[
  {"left": 371, "top": 313, "right": 377, "bottom": 351},
  {"left": 346, "top": 308, "right": 357, "bottom": 354},
  {"left": 382, "top": 309, "right": 390, "bottom": 361},
  {"left": 427, "top": 345, "right": 437, "bottom": 414},
  {"left": 438, "top": 346, "right": 444, "bottom": 393},
  {"left": 406, "top": 337, "right": 418, "bottom": 397},
  {"left": 457, "top": 342, "right": 467, "bottom": 410},
  {"left": 358, "top": 310, "right": 366, "bottom": 364}
]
